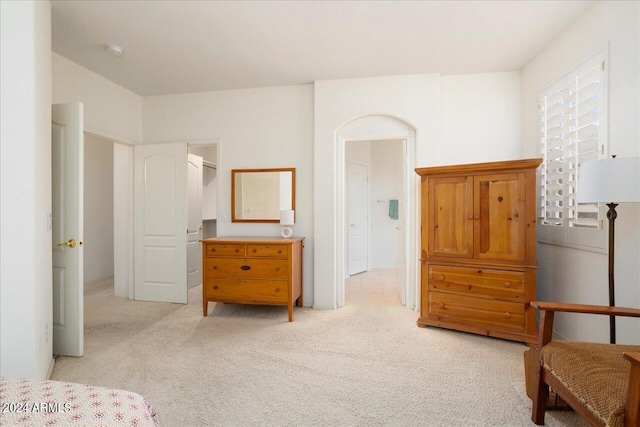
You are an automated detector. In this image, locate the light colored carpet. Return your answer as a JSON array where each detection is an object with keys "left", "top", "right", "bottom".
[{"left": 51, "top": 280, "right": 586, "bottom": 426}]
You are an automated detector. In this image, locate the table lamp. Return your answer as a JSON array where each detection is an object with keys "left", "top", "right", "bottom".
[{"left": 280, "top": 210, "right": 295, "bottom": 238}]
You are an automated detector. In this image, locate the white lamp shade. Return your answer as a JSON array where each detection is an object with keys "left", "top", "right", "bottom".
[
  {"left": 577, "top": 157, "right": 640, "bottom": 203},
  {"left": 280, "top": 210, "right": 295, "bottom": 225}
]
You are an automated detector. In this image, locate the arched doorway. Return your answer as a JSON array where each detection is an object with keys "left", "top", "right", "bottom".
[{"left": 335, "top": 115, "right": 419, "bottom": 310}]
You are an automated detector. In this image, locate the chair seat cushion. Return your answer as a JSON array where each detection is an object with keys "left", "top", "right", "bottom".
[{"left": 541, "top": 342, "right": 640, "bottom": 427}]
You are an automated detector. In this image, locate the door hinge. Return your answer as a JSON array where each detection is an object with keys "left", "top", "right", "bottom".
[
  {"left": 600, "top": 219, "right": 604, "bottom": 229},
  {"left": 601, "top": 145, "right": 604, "bottom": 155},
  {"left": 601, "top": 61, "right": 605, "bottom": 71}
]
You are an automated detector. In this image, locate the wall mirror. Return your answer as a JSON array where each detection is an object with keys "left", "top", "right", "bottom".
[{"left": 232, "top": 168, "right": 295, "bottom": 222}]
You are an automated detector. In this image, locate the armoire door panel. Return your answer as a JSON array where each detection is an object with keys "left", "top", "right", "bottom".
[
  {"left": 474, "top": 173, "right": 526, "bottom": 262},
  {"left": 427, "top": 176, "right": 473, "bottom": 258}
]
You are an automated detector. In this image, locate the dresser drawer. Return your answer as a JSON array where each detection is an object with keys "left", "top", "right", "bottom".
[
  {"left": 206, "top": 279, "right": 287, "bottom": 303},
  {"left": 205, "top": 243, "right": 245, "bottom": 257},
  {"left": 428, "top": 265, "right": 524, "bottom": 301},
  {"left": 204, "top": 258, "right": 289, "bottom": 279},
  {"left": 429, "top": 292, "right": 524, "bottom": 332},
  {"left": 246, "top": 244, "right": 288, "bottom": 259}
]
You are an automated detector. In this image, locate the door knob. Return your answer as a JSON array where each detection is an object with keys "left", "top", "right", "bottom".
[
  {"left": 58, "top": 239, "right": 76, "bottom": 248},
  {"left": 350, "top": 223, "right": 355, "bottom": 227}
]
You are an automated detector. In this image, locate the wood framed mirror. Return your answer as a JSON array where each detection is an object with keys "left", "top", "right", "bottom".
[{"left": 231, "top": 168, "right": 295, "bottom": 222}]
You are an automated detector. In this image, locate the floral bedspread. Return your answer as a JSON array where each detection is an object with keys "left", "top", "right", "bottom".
[{"left": 0, "top": 377, "right": 159, "bottom": 426}]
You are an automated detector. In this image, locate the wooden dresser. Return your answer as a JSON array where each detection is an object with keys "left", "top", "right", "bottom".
[
  {"left": 201, "top": 236, "right": 304, "bottom": 321},
  {"left": 415, "top": 159, "right": 542, "bottom": 344}
]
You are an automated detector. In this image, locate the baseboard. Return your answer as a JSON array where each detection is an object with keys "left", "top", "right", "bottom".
[
  {"left": 552, "top": 329, "right": 568, "bottom": 341},
  {"left": 534, "top": 319, "right": 568, "bottom": 341},
  {"left": 313, "top": 304, "right": 337, "bottom": 310}
]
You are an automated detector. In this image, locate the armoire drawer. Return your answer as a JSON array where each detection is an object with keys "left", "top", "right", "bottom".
[
  {"left": 428, "top": 265, "right": 525, "bottom": 301},
  {"left": 428, "top": 292, "right": 525, "bottom": 332},
  {"left": 205, "top": 243, "right": 245, "bottom": 257},
  {"left": 206, "top": 279, "right": 287, "bottom": 303},
  {"left": 204, "top": 258, "right": 289, "bottom": 279}
]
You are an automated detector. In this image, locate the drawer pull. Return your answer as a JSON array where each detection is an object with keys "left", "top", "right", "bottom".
[
  {"left": 235, "top": 248, "right": 239, "bottom": 253},
  {"left": 213, "top": 265, "right": 218, "bottom": 270},
  {"left": 277, "top": 249, "right": 282, "bottom": 254},
  {"left": 504, "top": 281, "right": 512, "bottom": 288},
  {"left": 241, "top": 265, "right": 251, "bottom": 271},
  {"left": 211, "top": 248, "right": 216, "bottom": 252},
  {"left": 213, "top": 285, "right": 218, "bottom": 290},
  {"left": 275, "top": 288, "right": 280, "bottom": 293},
  {"left": 504, "top": 312, "right": 511, "bottom": 318},
  {"left": 438, "top": 275, "right": 445, "bottom": 281},
  {"left": 252, "top": 249, "right": 257, "bottom": 253},
  {"left": 275, "top": 267, "right": 280, "bottom": 271}
]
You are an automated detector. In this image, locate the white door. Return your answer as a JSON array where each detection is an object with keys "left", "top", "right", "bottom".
[
  {"left": 187, "top": 153, "right": 203, "bottom": 288},
  {"left": 348, "top": 161, "right": 369, "bottom": 275},
  {"left": 134, "top": 142, "right": 188, "bottom": 303},
  {"left": 52, "top": 103, "right": 84, "bottom": 357}
]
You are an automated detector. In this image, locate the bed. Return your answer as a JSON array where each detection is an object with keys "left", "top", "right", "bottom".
[{"left": 0, "top": 377, "right": 159, "bottom": 426}]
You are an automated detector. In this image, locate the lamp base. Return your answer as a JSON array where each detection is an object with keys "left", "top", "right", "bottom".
[{"left": 281, "top": 227, "right": 293, "bottom": 238}]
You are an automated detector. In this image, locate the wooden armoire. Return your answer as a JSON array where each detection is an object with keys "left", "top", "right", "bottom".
[{"left": 415, "top": 158, "right": 542, "bottom": 344}]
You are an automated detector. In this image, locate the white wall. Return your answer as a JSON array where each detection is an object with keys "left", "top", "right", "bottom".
[
  {"left": 84, "top": 134, "right": 114, "bottom": 284},
  {"left": 346, "top": 140, "right": 372, "bottom": 164},
  {"left": 314, "top": 74, "right": 441, "bottom": 309},
  {"left": 371, "top": 140, "right": 403, "bottom": 269},
  {"left": 521, "top": 1, "right": 640, "bottom": 344},
  {"left": 0, "top": 0, "right": 53, "bottom": 379},
  {"left": 441, "top": 72, "right": 522, "bottom": 164},
  {"left": 143, "top": 84, "right": 314, "bottom": 304},
  {"left": 314, "top": 72, "right": 525, "bottom": 309},
  {"left": 52, "top": 53, "right": 144, "bottom": 145}
]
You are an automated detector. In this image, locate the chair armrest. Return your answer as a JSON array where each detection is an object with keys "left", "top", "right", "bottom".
[
  {"left": 531, "top": 303, "right": 640, "bottom": 348},
  {"left": 624, "top": 352, "right": 640, "bottom": 366},
  {"left": 531, "top": 302, "right": 640, "bottom": 318}
]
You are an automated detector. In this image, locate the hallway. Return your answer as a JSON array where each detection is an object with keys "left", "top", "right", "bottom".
[{"left": 345, "top": 269, "right": 402, "bottom": 306}]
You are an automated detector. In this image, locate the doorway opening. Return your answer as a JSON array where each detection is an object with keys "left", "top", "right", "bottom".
[
  {"left": 334, "top": 114, "right": 418, "bottom": 311},
  {"left": 344, "top": 139, "right": 405, "bottom": 307},
  {"left": 187, "top": 144, "right": 218, "bottom": 290},
  {"left": 83, "top": 133, "right": 133, "bottom": 299}
]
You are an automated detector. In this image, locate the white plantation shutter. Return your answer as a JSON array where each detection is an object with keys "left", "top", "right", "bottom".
[{"left": 538, "top": 50, "right": 607, "bottom": 251}]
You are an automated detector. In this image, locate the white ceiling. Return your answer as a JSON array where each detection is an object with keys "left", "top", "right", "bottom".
[{"left": 51, "top": 0, "right": 595, "bottom": 97}]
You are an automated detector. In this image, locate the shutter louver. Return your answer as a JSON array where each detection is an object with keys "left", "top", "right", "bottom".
[{"left": 538, "top": 50, "right": 607, "bottom": 244}]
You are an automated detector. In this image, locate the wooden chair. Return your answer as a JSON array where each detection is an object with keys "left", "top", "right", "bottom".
[{"left": 524, "top": 302, "right": 640, "bottom": 427}]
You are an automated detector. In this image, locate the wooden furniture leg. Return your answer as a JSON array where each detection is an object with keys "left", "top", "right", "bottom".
[
  {"left": 624, "top": 352, "right": 640, "bottom": 427},
  {"left": 531, "top": 309, "right": 554, "bottom": 425}
]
